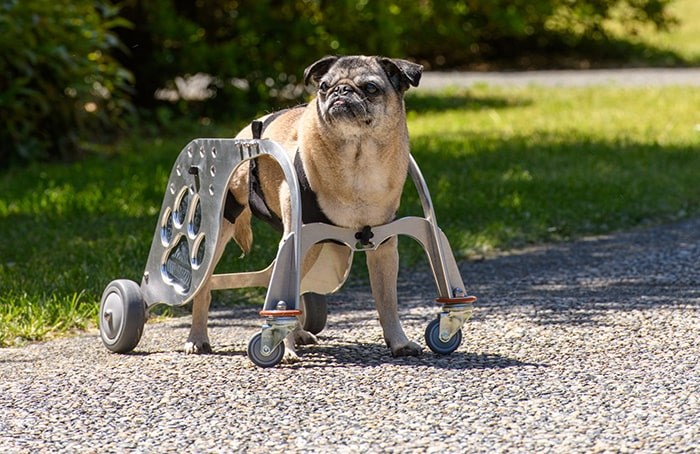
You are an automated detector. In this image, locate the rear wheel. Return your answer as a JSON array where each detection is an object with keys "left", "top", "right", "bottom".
[
  {"left": 299, "top": 293, "right": 327, "bottom": 334},
  {"left": 99, "top": 279, "right": 146, "bottom": 353}
]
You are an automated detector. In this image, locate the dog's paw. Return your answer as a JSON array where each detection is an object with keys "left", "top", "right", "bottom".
[
  {"left": 294, "top": 329, "right": 318, "bottom": 346},
  {"left": 184, "top": 340, "right": 212, "bottom": 354},
  {"left": 282, "top": 347, "right": 302, "bottom": 364},
  {"left": 280, "top": 336, "right": 303, "bottom": 364},
  {"left": 390, "top": 340, "right": 423, "bottom": 358}
]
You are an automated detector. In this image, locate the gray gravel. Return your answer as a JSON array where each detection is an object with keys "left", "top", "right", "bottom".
[
  {"left": 419, "top": 67, "right": 700, "bottom": 89},
  {"left": 1, "top": 216, "right": 699, "bottom": 453}
]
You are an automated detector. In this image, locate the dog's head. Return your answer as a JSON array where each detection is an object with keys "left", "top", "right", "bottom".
[{"left": 303, "top": 55, "right": 422, "bottom": 135}]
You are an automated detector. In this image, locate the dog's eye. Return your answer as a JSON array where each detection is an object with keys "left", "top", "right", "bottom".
[
  {"left": 364, "top": 82, "right": 379, "bottom": 95},
  {"left": 319, "top": 81, "right": 330, "bottom": 92}
]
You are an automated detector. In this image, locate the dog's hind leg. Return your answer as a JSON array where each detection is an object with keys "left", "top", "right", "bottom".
[
  {"left": 185, "top": 201, "right": 252, "bottom": 354},
  {"left": 366, "top": 236, "right": 423, "bottom": 357},
  {"left": 185, "top": 220, "right": 234, "bottom": 354},
  {"left": 185, "top": 279, "right": 214, "bottom": 354}
]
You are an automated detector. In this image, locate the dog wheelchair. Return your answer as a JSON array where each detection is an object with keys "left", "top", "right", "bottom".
[{"left": 98, "top": 136, "right": 476, "bottom": 367}]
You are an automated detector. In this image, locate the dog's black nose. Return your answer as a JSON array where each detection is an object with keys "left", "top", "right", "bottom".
[{"left": 333, "top": 84, "right": 354, "bottom": 96}]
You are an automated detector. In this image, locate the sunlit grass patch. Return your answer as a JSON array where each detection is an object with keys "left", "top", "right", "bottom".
[
  {"left": 0, "top": 292, "right": 95, "bottom": 346},
  {"left": 401, "top": 85, "right": 700, "bottom": 258}
]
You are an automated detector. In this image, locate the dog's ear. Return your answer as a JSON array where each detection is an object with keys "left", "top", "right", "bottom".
[
  {"left": 304, "top": 56, "right": 339, "bottom": 87},
  {"left": 378, "top": 57, "right": 423, "bottom": 93}
]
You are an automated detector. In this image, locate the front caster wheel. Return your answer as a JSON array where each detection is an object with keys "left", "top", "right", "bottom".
[
  {"left": 247, "top": 332, "right": 285, "bottom": 368},
  {"left": 424, "top": 318, "right": 462, "bottom": 355},
  {"left": 99, "top": 279, "right": 145, "bottom": 353}
]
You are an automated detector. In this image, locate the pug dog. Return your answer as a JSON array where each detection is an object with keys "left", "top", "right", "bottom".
[{"left": 184, "top": 55, "right": 423, "bottom": 362}]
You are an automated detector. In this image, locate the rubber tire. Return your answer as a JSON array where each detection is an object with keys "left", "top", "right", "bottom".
[
  {"left": 99, "top": 279, "right": 145, "bottom": 354},
  {"left": 424, "top": 318, "right": 462, "bottom": 355},
  {"left": 247, "top": 332, "right": 285, "bottom": 368},
  {"left": 299, "top": 293, "right": 327, "bottom": 335}
]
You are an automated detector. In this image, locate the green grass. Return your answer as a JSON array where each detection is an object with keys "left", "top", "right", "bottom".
[
  {"left": 402, "top": 85, "right": 700, "bottom": 258},
  {"left": 0, "top": 292, "right": 93, "bottom": 346},
  {"left": 606, "top": 0, "right": 700, "bottom": 64},
  {"left": 658, "top": 0, "right": 700, "bottom": 62},
  {"left": 1, "top": 84, "right": 700, "bottom": 346}
]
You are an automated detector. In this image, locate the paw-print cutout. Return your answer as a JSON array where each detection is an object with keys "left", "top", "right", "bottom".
[
  {"left": 160, "top": 186, "right": 205, "bottom": 294},
  {"left": 141, "top": 139, "right": 273, "bottom": 308}
]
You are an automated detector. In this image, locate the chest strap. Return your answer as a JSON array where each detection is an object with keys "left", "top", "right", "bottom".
[
  {"left": 294, "top": 152, "right": 333, "bottom": 226},
  {"left": 223, "top": 107, "right": 332, "bottom": 231},
  {"left": 245, "top": 153, "right": 333, "bottom": 232}
]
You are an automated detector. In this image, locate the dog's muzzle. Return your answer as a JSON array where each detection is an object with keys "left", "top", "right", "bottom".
[{"left": 325, "top": 85, "right": 368, "bottom": 122}]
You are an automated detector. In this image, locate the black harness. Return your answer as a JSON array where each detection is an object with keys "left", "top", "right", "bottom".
[{"left": 223, "top": 106, "right": 332, "bottom": 232}]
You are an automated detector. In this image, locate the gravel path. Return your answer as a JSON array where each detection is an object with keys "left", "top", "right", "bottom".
[
  {"left": 420, "top": 67, "right": 700, "bottom": 89},
  {"left": 1, "top": 216, "right": 698, "bottom": 452}
]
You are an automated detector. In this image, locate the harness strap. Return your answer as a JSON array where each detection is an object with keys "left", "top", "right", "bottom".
[
  {"left": 247, "top": 157, "right": 285, "bottom": 231},
  {"left": 224, "top": 104, "right": 333, "bottom": 231},
  {"left": 246, "top": 152, "right": 333, "bottom": 231},
  {"left": 293, "top": 152, "right": 334, "bottom": 226}
]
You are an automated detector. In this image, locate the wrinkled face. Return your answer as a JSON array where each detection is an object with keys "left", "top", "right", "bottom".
[{"left": 314, "top": 57, "right": 400, "bottom": 131}]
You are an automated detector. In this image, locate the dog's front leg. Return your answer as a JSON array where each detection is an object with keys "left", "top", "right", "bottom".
[{"left": 366, "top": 236, "right": 422, "bottom": 357}]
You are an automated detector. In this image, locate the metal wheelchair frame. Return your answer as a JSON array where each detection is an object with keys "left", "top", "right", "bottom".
[{"left": 98, "top": 138, "right": 476, "bottom": 367}]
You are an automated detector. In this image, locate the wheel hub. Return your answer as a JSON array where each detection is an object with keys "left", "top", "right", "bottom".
[{"left": 101, "top": 291, "right": 124, "bottom": 340}]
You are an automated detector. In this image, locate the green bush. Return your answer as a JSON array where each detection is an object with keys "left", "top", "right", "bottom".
[
  {"left": 1, "top": 0, "right": 676, "bottom": 163},
  {"left": 110, "top": 0, "right": 336, "bottom": 120},
  {"left": 316, "top": 0, "right": 679, "bottom": 67},
  {"left": 0, "top": 0, "right": 133, "bottom": 166},
  {"left": 111, "top": 0, "right": 677, "bottom": 119}
]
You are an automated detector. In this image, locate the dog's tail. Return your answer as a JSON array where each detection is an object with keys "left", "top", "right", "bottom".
[
  {"left": 232, "top": 208, "right": 253, "bottom": 256},
  {"left": 226, "top": 167, "right": 254, "bottom": 256}
]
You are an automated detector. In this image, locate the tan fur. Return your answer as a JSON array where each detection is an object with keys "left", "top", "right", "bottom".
[{"left": 184, "top": 56, "right": 423, "bottom": 361}]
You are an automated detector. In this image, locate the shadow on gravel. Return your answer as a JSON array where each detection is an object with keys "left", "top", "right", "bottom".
[
  {"left": 120, "top": 350, "right": 177, "bottom": 357},
  {"left": 168, "top": 318, "right": 259, "bottom": 331},
  {"left": 400, "top": 351, "right": 542, "bottom": 371},
  {"left": 0, "top": 358, "right": 34, "bottom": 364},
  {"left": 210, "top": 349, "right": 247, "bottom": 358},
  {"left": 292, "top": 343, "right": 541, "bottom": 371},
  {"left": 123, "top": 347, "right": 248, "bottom": 357},
  {"left": 461, "top": 217, "right": 700, "bottom": 326}
]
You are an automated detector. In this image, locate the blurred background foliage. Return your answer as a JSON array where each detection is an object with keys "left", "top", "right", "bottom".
[
  {"left": 0, "top": 0, "right": 687, "bottom": 167},
  {"left": 0, "top": 0, "right": 133, "bottom": 166}
]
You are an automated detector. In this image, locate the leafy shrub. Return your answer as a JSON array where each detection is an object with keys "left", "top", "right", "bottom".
[
  {"left": 111, "top": 0, "right": 678, "bottom": 120},
  {"left": 0, "top": 0, "right": 133, "bottom": 166},
  {"left": 329, "top": 0, "right": 679, "bottom": 67},
  {"left": 110, "top": 0, "right": 337, "bottom": 120}
]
